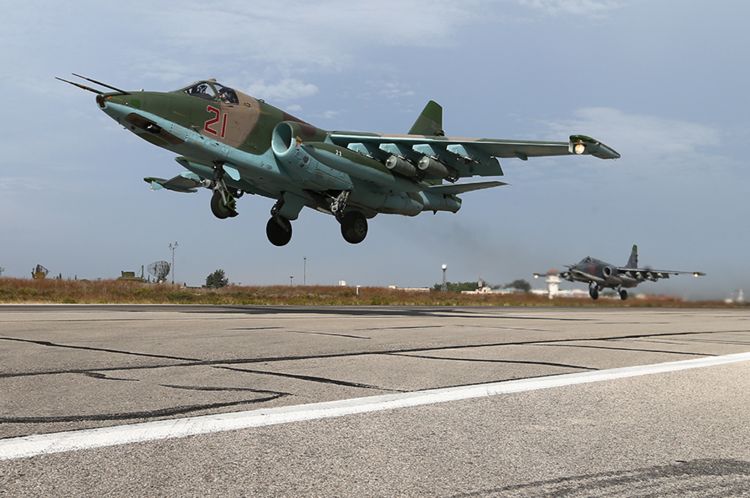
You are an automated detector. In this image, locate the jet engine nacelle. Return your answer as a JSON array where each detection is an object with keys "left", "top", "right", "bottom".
[
  {"left": 271, "top": 122, "right": 352, "bottom": 191},
  {"left": 602, "top": 265, "right": 615, "bottom": 278}
]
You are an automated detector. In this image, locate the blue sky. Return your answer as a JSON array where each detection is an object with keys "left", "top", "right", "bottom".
[{"left": 1, "top": 0, "right": 748, "bottom": 299}]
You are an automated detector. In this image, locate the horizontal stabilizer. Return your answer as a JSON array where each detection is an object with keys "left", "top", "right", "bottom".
[
  {"left": 143, "top": 172, "right": 204, "bottom": 193},
  {"left": 426, "top": 181, "right": 507, "bottom": 195}
]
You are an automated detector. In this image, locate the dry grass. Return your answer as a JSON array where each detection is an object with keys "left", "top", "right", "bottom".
[{"left": 0, "top": 278, "right": 739, "bottom": 308}]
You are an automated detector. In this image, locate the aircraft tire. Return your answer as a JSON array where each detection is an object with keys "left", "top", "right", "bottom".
[
  {"left": 619, "top": 289, "right": 628, "bottom": 300},
  {"left": 589, "top": 285, "right": 599, "bottom": 300},
  {"left": 340, "top": 211, "right": 368, "bottom": 244},
  {"left": 266, "top": 216, "right": 292, "bottom": 246},
  {"left": 210, "top": 191, "right": 235, "bottom": 219}
]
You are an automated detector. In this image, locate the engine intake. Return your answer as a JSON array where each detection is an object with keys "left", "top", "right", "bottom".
[{"left": 271, "top": 121, "right": 327, "bottom": 158}]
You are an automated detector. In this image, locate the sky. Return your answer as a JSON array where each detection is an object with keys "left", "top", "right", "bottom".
[{"left": 0, "top": 0, "right": 748, "bottom": 299}]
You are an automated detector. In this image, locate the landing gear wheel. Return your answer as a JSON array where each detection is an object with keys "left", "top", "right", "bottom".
[
  {"left": 340, "top": 211, "right": 368, "bottom": 244},
  {"left": 266, "top": 216, "right": 292, "bottom": 246},
  {"left": 619, "top": 289, "right": 628, "bottom": 300},
  {"left": 589, "top": 283, "right": 600, "bottom": 300},
  {"left": 211, "top": 191, "right": 237, "bottom": 219}
]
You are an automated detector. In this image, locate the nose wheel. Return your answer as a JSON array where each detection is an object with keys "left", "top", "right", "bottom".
[{"left": 210, "top": 190, "right": 238, "bottom": 219}]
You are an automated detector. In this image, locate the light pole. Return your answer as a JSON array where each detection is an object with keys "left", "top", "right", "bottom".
[
  {"left": 169, "top": 241, "right": 178, "bottom": 285},
  {"left": 290, "top": 275, "right": 294, "bottom": 286},
  {"left": 441, "top": 264, "right": 447, "bottom": 292},
  {"left": 303, "top": 257, "right": 307, "bottom": 286}
]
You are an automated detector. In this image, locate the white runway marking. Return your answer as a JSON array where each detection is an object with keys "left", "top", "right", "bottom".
[{"left": 2, "top": 351, "right": 750, "bottom": 461}]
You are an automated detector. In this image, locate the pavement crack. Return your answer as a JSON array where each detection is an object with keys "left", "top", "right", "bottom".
[
  {"left": 0, "top": 329, "right": 736, "bottom": 380},
  {"left": 534, "top": 343, "right": 714, "bottom": 356},
  {"left": 216, "top": 366, "right": 395, "bottom": 391},
  {"left": 388, "top": 353, "right": 597, "bottom": 370},
  {"left": 0, "top": 337, "right": 198, "bottom": 362},
  {"left": 227, "top": 327, "right": 284, "bottom": 331},
  {"left": 285, "top": 330, "right": 371, "bottom": 340},
  {"left": 82, "top": 372, "right": 138, "bottom": 382},
  {"left": 0, "top": 395, "right": 287, "bottom": 424},
  {"left": 158, "top": 384, "right": 289, "bottom": 396},
  {"left": 354, "top": 325, "right": 444, "bottom": 331}
]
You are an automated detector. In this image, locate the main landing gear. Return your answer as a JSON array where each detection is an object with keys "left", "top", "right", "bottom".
[
  {"left": 589, "top": 282, "right": 600, "bottom": 300},
  {"left": 618, "top": 288, "right": 628, "bottom": 300},
  {"left": 266, "top": 216, "right": 292, "bottom": 246},
  {"left": 339, "top": 211, "right": 368, "bottom": 244},
  {"left": 331, "top": 191, "right": 368, "bottom": 244},
  {"left": 265, "top": 197, "right": 294, "bottom": 246}
]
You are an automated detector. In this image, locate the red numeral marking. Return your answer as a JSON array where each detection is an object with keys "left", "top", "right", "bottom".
[
  {"left": 203, "top": 105, "right": 220, "bottom": 136},
  {"left": 203, "top": 105, "right": 229, "bottom": 138}
]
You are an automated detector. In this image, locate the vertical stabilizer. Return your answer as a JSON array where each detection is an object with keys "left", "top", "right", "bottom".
[
  {"left": 409, "top": 100, "right": 444, "bottom": 136},
  {"left": 626, "top": 244, "right": 638, "bottom": 268}
]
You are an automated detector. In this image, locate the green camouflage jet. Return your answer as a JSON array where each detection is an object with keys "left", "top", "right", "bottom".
[
  {"left": 58, "top": 75, "right": 620, "bottom": 246},
  {"left": 534, "top": 244, "right": 705, "bottom": 300}
]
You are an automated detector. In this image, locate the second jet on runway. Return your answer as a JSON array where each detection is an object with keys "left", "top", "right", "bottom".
[{"left": 534, "top": 245, "right": 704, "bottom": 300}]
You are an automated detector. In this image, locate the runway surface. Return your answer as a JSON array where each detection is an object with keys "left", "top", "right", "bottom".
[{"left": 1, "top": 305, "right": 749, "bottom": 495}]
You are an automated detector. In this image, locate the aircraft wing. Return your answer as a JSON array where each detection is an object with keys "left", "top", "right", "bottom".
[
  {"left": 144, "top": 172, "right": 204, "bottom": 193},
  {"left": 330, "top": 132, "right": 619, "bottom": 179},
  {"left": 616, "top": 268, "right": 706, "bottom": 280}
]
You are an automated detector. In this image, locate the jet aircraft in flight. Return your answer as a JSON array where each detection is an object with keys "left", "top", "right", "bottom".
[
  {"left": 58, "top": 74, "right": 619, "bottom": 246},
  {"left": 534, "top": 245, "right": 705, "bottom": 300}
]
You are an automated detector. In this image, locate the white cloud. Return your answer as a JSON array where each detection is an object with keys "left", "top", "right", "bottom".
[
  {"left": 517, "top": 0, "right": 625, "bottom": 17},
  {"left": 146, "top": 0, "right": 483, "bottom": 68},
  {"left": 379, "top": 82, "right": 416, "bottom": 100},
  {"left": 246, "top": 79, "right": 319, "bottom": 101}
]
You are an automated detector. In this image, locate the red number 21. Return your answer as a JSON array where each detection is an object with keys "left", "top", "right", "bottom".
[{"left": 203, "top": 105, "right": 228, "bottom": 138}]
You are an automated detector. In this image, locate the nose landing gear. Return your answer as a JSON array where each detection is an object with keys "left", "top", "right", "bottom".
[
  {"left": 210, "top": 189, "right": 238, "bottom": 219},
  {"left": 209, "top": 162, "right": 239, "bottom": 219}
]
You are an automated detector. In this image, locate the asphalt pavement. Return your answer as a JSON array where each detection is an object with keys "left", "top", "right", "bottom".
[{"left": 1, "top": 305, "right": 748, "bottom": 496}]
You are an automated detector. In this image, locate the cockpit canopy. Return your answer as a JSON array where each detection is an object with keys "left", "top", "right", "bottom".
[{"left": 178, "top": 80, "right": 239, "bottom": 104}]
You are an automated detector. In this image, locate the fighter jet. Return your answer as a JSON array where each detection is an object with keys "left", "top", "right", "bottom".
[
  {"left": 534, "top": 245, "right": 705, "bottom": 300},
  {"left": 58, "top": 74, "right": 619, "bottom": 246}
]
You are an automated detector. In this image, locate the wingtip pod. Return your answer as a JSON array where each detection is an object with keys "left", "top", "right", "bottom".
[{"left": 569, "top": 135, "right": 620, "bottom": 159}]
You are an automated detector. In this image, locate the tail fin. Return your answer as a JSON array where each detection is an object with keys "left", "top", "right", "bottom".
[
  {"left": 626, "top": 244, "right": 638, "bottom": 268},
  {"left": 409, "top": 100, "right": 444, "bottom": 136}
]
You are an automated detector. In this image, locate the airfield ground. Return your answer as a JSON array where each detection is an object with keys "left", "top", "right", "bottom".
[
  {"left": 0, "top": 278, "right": 737, "bottom": 307},
  {"left": 1, "top": 305, "right": 749, "bottom": 496}
]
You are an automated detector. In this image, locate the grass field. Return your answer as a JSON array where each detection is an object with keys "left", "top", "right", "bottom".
[{"left": 0, "top": 278, "right": 739, "bottom": 307}]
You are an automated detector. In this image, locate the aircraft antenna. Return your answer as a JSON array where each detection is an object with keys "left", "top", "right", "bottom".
[{"left": 71, "top": 73, "right": 128, "bottom": 94}]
